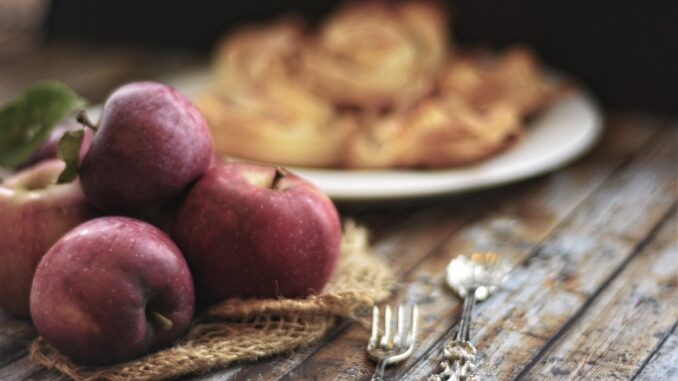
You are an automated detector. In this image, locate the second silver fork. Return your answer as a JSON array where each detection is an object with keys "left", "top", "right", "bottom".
[{"left": 367, "top": 304, "right": 419, "bottom": 381}]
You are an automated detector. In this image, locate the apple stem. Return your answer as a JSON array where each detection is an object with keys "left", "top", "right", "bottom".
[
  {"left": 151, "top": 311, "right": 174, "bottom": 331},
  {"left": 271, "top": 166, "right": 288, "bottom": 189},
  {"left": 76, "top": 110, "right": 98, "bottom": 132}
]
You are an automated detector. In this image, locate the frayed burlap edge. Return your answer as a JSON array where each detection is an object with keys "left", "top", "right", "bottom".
[{"left": 29, "top": 221, "right": 395, "bottom": 381}]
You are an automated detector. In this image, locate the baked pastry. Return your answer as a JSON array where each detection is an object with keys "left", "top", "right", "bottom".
[
  {"left": 440, "top": 47, "right": 562, "bottom": 117},
  {"left": 344, "top": 96, "right": 521, "bottom": 169},
  {"left": 303, "top": 1, "right": 448, "bottom": 109},
  {"left": 197, "top": 1, "right": 566, "bottom": 169},
  {"left": 199, "top": 21, "right": 355, "bottom": 167}
]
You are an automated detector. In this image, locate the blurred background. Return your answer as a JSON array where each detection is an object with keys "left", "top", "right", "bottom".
[{"left": 1, "top": 0, "right": 676, "bottom": 113}]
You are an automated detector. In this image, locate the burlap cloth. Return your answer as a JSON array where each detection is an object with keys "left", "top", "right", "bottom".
[{"left": 29, "top": 222, "right": 395, "bottom": 381}]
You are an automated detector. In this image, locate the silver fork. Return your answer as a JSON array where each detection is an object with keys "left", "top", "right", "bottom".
[{"left": 367, "top": 304, "right": 419, "bottom": 381}]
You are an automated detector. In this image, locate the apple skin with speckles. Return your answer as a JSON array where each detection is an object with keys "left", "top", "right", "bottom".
[
  {"left": 0, "top": 160, "right": 95, "bottom": 317},
  {"left": 80, "top": 81, "right": 213, "bottom": 217},
  {"left": 30, "top": 217, "right": 195, "bottom": 365},
  {"left": 171, "top": 163, "right": 342, "bottom": 305}
]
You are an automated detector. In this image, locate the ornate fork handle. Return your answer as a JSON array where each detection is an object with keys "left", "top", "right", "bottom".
[
  {"left": 428, "top": 289, "right": 480, "bottom": 381},
  {"left": 431, "top": 340, "right": 479, "bottom": 381}
]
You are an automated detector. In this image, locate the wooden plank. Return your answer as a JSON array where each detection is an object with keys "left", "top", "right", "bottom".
[
  {"left": 400, "top": 124, "right": 677, "bottom": 380},
  {"left": 520, "top": 210, "right": 677, "bottom": 380},
  {"left": 0, "top": 314, "right": 34, "bottom": 339},
  {"left": 236, "top": 117, "right": 667, "bottom": 381},
  {"left": 0, "top": 356, "right": 61, "bottom": 381},
  {"left": 634, "top": 324, "right": 678, "bottom": 381},
  {"left": 0, "top": 315, "right": 34, "bottom": 369},
  {"left": 0, "top": 337, "right": 28, "bottom": 369}
]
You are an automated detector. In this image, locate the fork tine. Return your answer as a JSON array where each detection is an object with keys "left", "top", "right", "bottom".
[
  {"left": 366, "top": 303, "right": 419, "bottom": 378},
  {"left": 394, "top": 304, "right": 405, "bottom": 347},
  {"left": 369, "top": 305, "right": 379, "bottom": 349},
  {"left": 408, "top": 304, "right": 419, "bottom": 346},
  {"left": 380, "top": 305, "right": 393, "bottom": 348}
]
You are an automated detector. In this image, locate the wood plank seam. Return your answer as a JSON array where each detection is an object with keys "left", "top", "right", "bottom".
[
  {"left": 400, "top": 203, "right": 676, "bottom": 381},
  {"left": 393, "top": 125, "right": 673, "bottom": 380},
  {"left": 633, "top": 319, "right": 678, "bottom": 381},
  {"left": 512, "top": 203, "right": 677, "bottom": 380},
  {"left": 0, "top": 350, "right": 28, "bottom": 371},
  {"left": 629, "top": 307, "right": 678, "bottom": 379},
  {"left": 395, "top": 122, "right": 676, "bottom": 380},
  {"left": 518, "top": 207, "right": 678, "bottom": 380}
]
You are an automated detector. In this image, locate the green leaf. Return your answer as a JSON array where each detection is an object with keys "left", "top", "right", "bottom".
[
  {"left": 56, "top": 128, "right": 84, "bottom": 184},
  {"left": 0, "top": 81, "right": 86, "bottom": 168}
]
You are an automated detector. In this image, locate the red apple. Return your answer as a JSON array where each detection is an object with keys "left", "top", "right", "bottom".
[
  {"left": 17, "top": 119, "right": 93, "bottom": 170},
  {"left": 0, "top": 160, "right": 94, "bottom": 316},
  {"left": 80, "top": 81, "right": 213, "bottom": 216},
  {"left": 172, "top": 163, "right": 342, "bottom": 305},
  {"left": 30, "top": 217, "right": 195, "bottom": 365}
]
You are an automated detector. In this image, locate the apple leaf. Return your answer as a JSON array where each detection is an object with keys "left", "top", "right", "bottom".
[
  {"left": 56, "top": 128, "right": 84, "bottom": 183},
  {"left": 0, "top": 81, "right": 86, "bottom": 168}
]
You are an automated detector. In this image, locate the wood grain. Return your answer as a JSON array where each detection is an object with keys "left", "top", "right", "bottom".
[
  {"left": 401, "top": 124, "right": 677, "bottom": 381},
  {"left": 521, "top": 210, "right": 677, "bottom": 380},
  {"left": 0, "top": 314, "right": 34, "bottom": 369},
  {"left": 245, "top": 119, "right": 668, "bottom": 381},
  {"left": 0, "top": 356, "right": 62, "bottom": 381},
  {"left": 634, "top": 324, "right": 678, "bottom": 381}
]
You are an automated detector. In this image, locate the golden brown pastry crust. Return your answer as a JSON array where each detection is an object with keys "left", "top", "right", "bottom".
[
  {"left": 344, "top": 97, "right": 522, "bottom": 169},
  {"left": 439, "top": 48, "right": 562, "bottom": 118},
  {"left": 197, "top": 2, "right": 567, "bottom": 169},
  {"left": 201, "top": 21, "right": 355, "bottom": 167},
  {"left": 303, "top": 1, "right": 448, "bottom": 109}
]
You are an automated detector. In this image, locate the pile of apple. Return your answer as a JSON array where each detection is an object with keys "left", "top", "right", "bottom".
[{"left": 0, "top": 82, "right": 342, "bottom": 365}]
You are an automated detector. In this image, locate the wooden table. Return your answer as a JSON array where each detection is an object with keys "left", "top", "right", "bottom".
[{"left": 0, "top": 44, "right": 676, "bottom": 381}]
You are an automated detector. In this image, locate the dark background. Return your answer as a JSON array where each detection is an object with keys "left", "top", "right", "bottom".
[{"left": 46, "top": 0, "right": 677, "bottom": 113}]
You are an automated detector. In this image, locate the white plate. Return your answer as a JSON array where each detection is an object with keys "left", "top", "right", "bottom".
[{"left": 169, "top": 71, "right": 603, "bottom": 202}]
